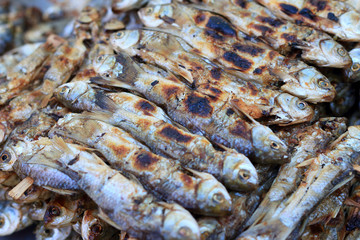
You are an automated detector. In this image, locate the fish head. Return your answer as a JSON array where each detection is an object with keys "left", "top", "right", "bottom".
[
  {"left": 81, "top": 210, "right": 107, "bottom": 240},
  {"left": 348, "top": 126, "right": 360, "bottom": 140},
  {"left": 345, "top": 48, "right": 360, "bottom": 82},
  {"left": 198, "top": 218, "right": 221, "bottom": 240},
  {"left": 0, "top": 203, "right": 21, "bottom": 236},
  {"left": 195, "top": 172, "right": 232, "bottom": 215},
  {"left": 162, "top": 204, "right": 200, "bottom": 240},
  {"left": 0, "top": 146, "right": 17, "bottom": 171},
  {"left": 93, "top": 54, "right": 124, "bottom": 80},
  {"left": 138, "top": 4, "right": 174, "bottom": 27},
  {"left": 275, "top": 93, "right": 314, "bottom": 125},
  {"left": 281, "top": 68, "right": 335, "bottom": 103},
  {"left": 35, "top": 224, "right": 71, "bottom": 240},
  {"left": 43, "top": 201, "right": 74, "bottom": 228},
  {"left": 251, "top": 125, "right": 288, "bottom": 164},
  {"left": 305, "top": 38, "right": 351, "bottom": 68},
  {"left": 339, "top": 11, "right": 360, "bottom": 41},
  {"left": 110, "top": 30, "right": 140, "bottom": 50},
  {"left": 222, "top": 151, "right": 258, "bottom": 191},
  {"left": 54, "top": 82, "right": 89, "bottom": 106}
]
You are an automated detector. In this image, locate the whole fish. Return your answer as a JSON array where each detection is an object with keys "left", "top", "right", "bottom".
[
  {"left": 237, "top": 125, "right": 360, "bottom": 240},
  {"left": 81, "top": 210, "right": 118, "bottom": 240},
  {"left": 246, "top": 117, "right": 347, "bottom": 227},
  {"left": 51, "top": 114, "right": 233, "bottom": 215},
  {"left": 0, "top": 34, "right": 64, "bottom": 105},
  {"left": 187, "top": 0, "right": 351, "bottom": 68},
  {"left": 112, "top": 0, "right": 149, "bottom": 12},
  {"left": 90, "top": 53, "right": 288, "bottom": 164},
  {"left": 137, "top": 3, "right": 336, "bottom": 103},
  {"left": 344, "top": 43, "right": 360, "bottom": 82},
  {"left": 35, "top": 223, "right": 72, "bottom": 240},
  {"left": 46, "top": 137, "right": 201, "bottom": 240},
  {"left": 256, "top": 0, "right": 360, "bottom": 41},
  {"left": 110, "top": 29, "right": 314, "bottom": 124},
  {"left": 0, "top": 201, "right": 33, "bottom": 236},
  {"left": 44, "top": 194, "right": 93, "bottom": 228},
  {"left": 53, "top": 81, "right": 258, "bottom": 191}
]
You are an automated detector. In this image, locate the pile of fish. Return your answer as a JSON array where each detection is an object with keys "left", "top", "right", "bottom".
[{"left": 1, "top": 0, "right": 360, "bottom": 239}]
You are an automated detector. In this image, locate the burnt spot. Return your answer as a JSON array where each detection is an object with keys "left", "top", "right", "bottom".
[
  {"left": 279, "top": 3, "right": 298, "bottom": 15},
  {"left": 226, "top": 108, "right": 234, "bottom": 116},
  {"left": 253, "top": 24, "right": 274, "bottom": 35},
  {"left": 58, "top": 56, "right": 70, "bottom": 66},
  {"left": 134, "top": 152, "right": 159, "bottom": 170},
  {"left": 180, "top": 173, "right": 194, "bottom": 188},
  {"left": 205, "top": 29, "right": 224, "bottom": 41},
  {"left": 209, "top": 87, "right": 222, "bottom": 95},
  {"left": 295, "top": 20, "right": 304, "bottom": 25},
  {"left": 223, "top": 52, "right": 252, "bottom": 71},
  {"left": 185, "top": 92, "right": 213, "bottom": 117},
  {"left": 135, "top": 100, "right": 156, "bottom": 115},
  {"left": 195, "top": 14, "right": 206, "bottom": 24},
  {"left": 159, "top": 15, "right": 175, "bottom": 24},
  {"left": 63, "top": 46, "right": 72, "bottom": 55},
  {"left": 253, "top": 68, "right": 262, "bottom": 74},
  {"left": 162, "top": 85, "right": 182, "bottom": 99},
  {"left": 327, "top": 12, "right": 338, "bottom": 22},
  {"left": 235, "top": 0, "right": 247, "bottom": 8},
  {"left": 281, "top": 33, "right": 297, "bottom": 42},
  {"left": 159, "top": 125, "right": 193, "bottom": 143},
  {"left": 205, "top": 16, "right": 237, "bottom": 37},
  {"left": 247, "top": 82, "right": 259, "bottom": 96},
  {"left": 257, "top": 17, "right": 284, "bottom": 27},
  {"left": 233, "top": 43, "right": 265, "bottom": 57},
  {"left": 309, "top": 0, "right": 326, "bottom": 11},
  {"left": 230, "top": 120, "right": 251, "bottom": 139},
  {"left": 268, "top": 51, "right": 276, "bottom": 60},
  {"left": 111, "top": 144, "right": 130, "bottom": 158},
  {"left": 68, "top": 155, "right": 80, "bottom": 166},
  {"left": 299, "top": 8, "right": 316, "bottom": 21},
  {"left": 151, "top": 80, "right": 159, "bottom": 86},
  {"left": 210, "top": 68, "right": 221, "bottom": 80}
]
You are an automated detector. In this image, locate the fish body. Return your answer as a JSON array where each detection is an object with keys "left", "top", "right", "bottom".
[
  {"left": 256, "top": 0, "right": 360, "bottom": 41},
  {"left": 54, "top": 81, "right": 258, "bottom": 191},
  {"left": 51, "top": 114, "right": 233, "bottom": 215},
  {"left": 137, "top": 3, "right": 335, "bottom": 103},
  {"left": 0, "top": 201, "right": 33, "bottom": 236},
  {"left": 90, "top": 53, "right": 288, "bottom": 163},
  {"left": 189, "top": 0, "right": 351, "bottom": 68},
  {"left": 110, "top": 29, "right": 314, "bottom": 124}
]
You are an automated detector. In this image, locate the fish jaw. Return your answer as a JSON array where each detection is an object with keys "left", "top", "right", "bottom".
[
  {"left": 222, "top": 151, "right": 258, "bottom": 191},
  {"left": 161, "top": 204, "right": 200, "bottom": 240}
]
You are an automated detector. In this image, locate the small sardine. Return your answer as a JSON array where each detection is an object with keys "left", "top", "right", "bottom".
[{"left": 0, "top": 201, "right": 33, "bottom": 236}]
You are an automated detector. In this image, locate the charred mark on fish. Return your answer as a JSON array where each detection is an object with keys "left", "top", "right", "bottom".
[
  {"left": 135, "top": 100, "right": 156, "bottom": 115},
  {"left": 327, "top": 12, "right": 338, "bottom": 22},
  {"left": 223, "top": 52, "right": 252, "bottom": 70},
  {"left": 134, "top": 152, "right": 159, "bottom": 170},
  {"left": 159, "top": 126, "right": 193, "bottom": 143},
  {"left": 185, "top": 92, "right": 213, "bottom": 117},
  {"left": 205, "top": 16, "right": 237, "bottom": 37},
  {"left": 280, "top": 3, "right": 299, "bottom": 15},
  {"left": 299, "top": 8, "right": 316, "bottom": 21}
]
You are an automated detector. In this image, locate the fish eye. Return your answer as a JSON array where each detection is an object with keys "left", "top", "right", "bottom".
[
  {"left": 145, "top": 7, "right": 153, "bottom": 14},
  {"left": 212, "top": 193, "right": 224, "bottom": 203},
  {"left": 59, "top": 86, "right": 69, "bottom": 95},
  {"left": 97, "top": 56, "right": 104, "bottom": 62},
  {"left": 0, "top": 151, "right": 10, "bottom": 163},
  {"left": 351, "top": 63, "right": 360, "bottom": 72},
  {"left": 270, "top": 141, "right": 280, "bottom": 150},
  {"left": 337, "top": 48, "right": 346, "bottom": 57},
  {"left": 90, "top": 223, "right": 103, "bottom": 234},
  {"left": 239, "top": 170, "right": 250, "bottom": 180},
  {"left": 0, "top": 216, "right": 4, "bottom": 227},
  {"left": 317, "top": 79, "right": 330, "bottom": 89},
  {"left": 296, "top": 100, "right": 307, "bottom": 110},
  {"left": 44, "top": 229, "right": 53, "bottom": 236},
  {"left": 49, "top": 206, "right": 61, "bottom": 217},
  {"left": 116, "top": 32, "right": 124, "bottom": 38},
  {"left": 178, "top": 226, "right": 191, "bottom": 237}
]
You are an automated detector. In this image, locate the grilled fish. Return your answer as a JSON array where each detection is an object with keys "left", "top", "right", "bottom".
[{"left": 0, "top": 201, "right": 33, "bottom": 236}]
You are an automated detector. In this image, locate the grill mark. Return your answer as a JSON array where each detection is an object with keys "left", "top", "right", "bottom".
[
  {"left": 205, "top": 16, "right": 237, "bottom": 37},
  {"left": 279, "top": 3, "right": 299, "bottom": 15},
  {"left": 299, "top": 8, "right": 316, "bottom": 20},
  {"left": 327, "top": 12, "right": 338, "bottom": 22},
  {"left": 223, "top": 52, "right": 252, "bottom": 70},
  {"left": 159, "top": 125, "right": 193, "bottom": 143},
  {"left": 185, "top": 92, "right": 213, "bottom": 117},
  {"left": 210, "top": 68, "right": 221, "bottom": 80}
]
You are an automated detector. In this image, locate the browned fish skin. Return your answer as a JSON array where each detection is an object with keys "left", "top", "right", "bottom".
[{"left": 90, "top": 53, "right": 288, "bottom": 163}]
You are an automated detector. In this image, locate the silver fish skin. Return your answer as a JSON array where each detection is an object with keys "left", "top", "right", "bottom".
[
  {"left": 246, "top": 117, "right": 347, "bottom": 227},
  {"left": 89, "top": 53, "right": 288, "bottom": 164},
  {"left": 29, "top": 201, "right": 48, "bottom": 221},
  {"left": 50, "top": 114, "right": 233, "bottom": 216},
  {"left": 49, "top": 137, "right": 200, "bottom": 240},
  {"left": 112, "top": 0, "right": 149, "bottom": 11},
  {"left": 109, "top": 29, "right": 314, "bottom": 125},
  {"left": 345, "top": 43, "right": 360, "bottom": 82},
  {"left": 54, "top": 81, "right": 258, "bottom": 191},
  {"left": 35, "top": 223, "right": 72, "bottom": 240},
  {"left": 0, "top": 201, "right": 33, "bottom": 236},
  {"left": 237, "top": 125, "right": 360, "bottom": 240}
]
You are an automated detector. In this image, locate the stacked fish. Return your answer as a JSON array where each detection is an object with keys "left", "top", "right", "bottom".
[{"left": 0, "top": 0, "right": 360, "bottom": 239}]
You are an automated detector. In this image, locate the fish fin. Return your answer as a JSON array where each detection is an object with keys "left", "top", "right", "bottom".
[
  {"left": 42, "top": 186, "right": 77, "bottom": 195},
  {"left": 90, "top": 76, "right": 136, "bottom": 91},
  {"left": 329, "top": 132, "right": 349, "bottom": 149},
  {"left": 27, "top": 156, "right": 61, "bottom": 169},
  {"left": 213, "top": 142, "right": 235, "bottom": 152},
  {"left": 52, "top": 136, "right": 73, "bottom": 155},
  {"left": 230, "top": 99, "right": 259, "bottom": 125},
  {"left": 78, "top": 111, "right": 114, "bottom": 124},
  {"left": 39, "top": 94, "right": 53, "bottom": 108},
  {"left": 184, "top": 167, "right": 210, "bottom": 180},
  {"left": 296, "top": 158, "right": 315, "bottom": 168},
  {"left": 344, "top": 198, "right": 360, "bottom": 208},
  {"left": 93, "top": 91, "right": 118, "bottom": 112},
  {"left": 98, "top": 209, "right": 121, "bottom": 230}
]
